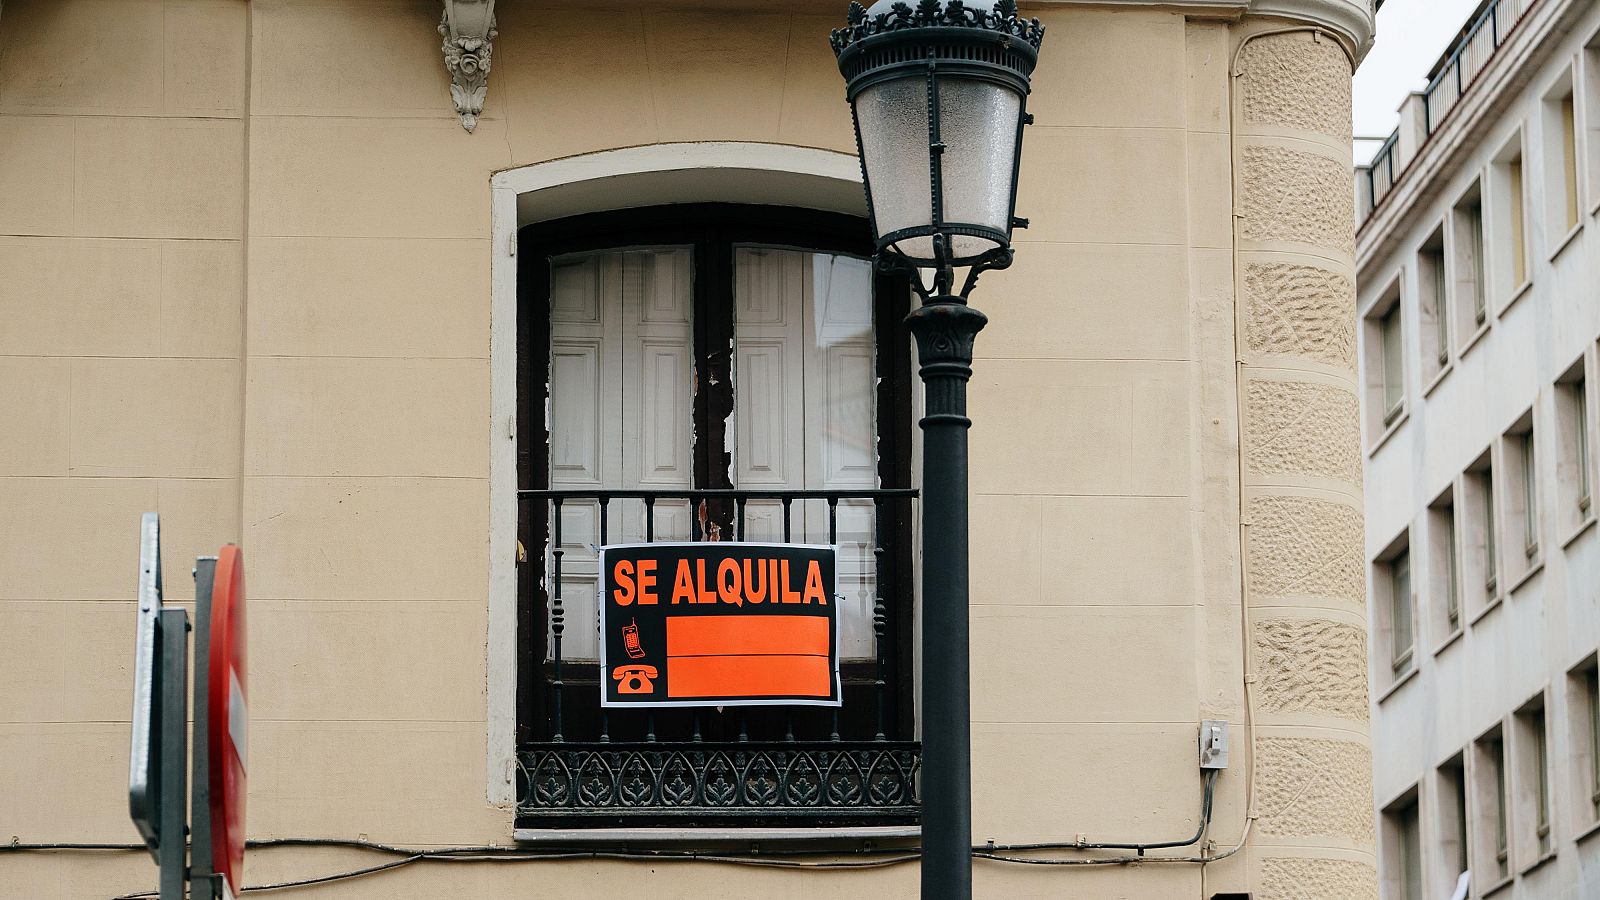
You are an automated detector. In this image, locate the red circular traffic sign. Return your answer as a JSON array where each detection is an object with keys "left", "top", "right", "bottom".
[{"left": 207, "top": 545, "right": 247, "bottom": 896}]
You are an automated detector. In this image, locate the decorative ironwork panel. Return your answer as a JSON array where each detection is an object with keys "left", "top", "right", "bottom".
[{"left": 517, "top": 741, "right": 920, "bottom": 827}]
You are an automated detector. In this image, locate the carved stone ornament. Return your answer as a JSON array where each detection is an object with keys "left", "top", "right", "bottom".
[{"left": 440, "top": 0, "right": 496, "bottom": 132}]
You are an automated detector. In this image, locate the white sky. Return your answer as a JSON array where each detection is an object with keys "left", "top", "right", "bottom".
[{"left": 1353, "top": 0, "right": 1493, "bottom": 164}]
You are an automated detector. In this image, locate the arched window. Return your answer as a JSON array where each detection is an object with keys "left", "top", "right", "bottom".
[{"left": 515, "top": 204, "right": 919, "bottom": 829}]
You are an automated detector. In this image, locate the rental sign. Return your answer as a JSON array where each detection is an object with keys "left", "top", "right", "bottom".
[{"left": 599, "top": 542, "right": 841, "bottom": 708}]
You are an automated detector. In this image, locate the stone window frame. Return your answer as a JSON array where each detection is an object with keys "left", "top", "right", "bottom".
[
  {"left": 1447, "top": 178, "right": 1491, "bottom": 355},
  {"left": 1372, "top": 527, "right": 1415, "bottom": 691},
  {"left": 486, "top": 143, "right": 890, "bottom": 811},
  {"left": 1416, "top": 221, "right": 1452, "bottom": 393},
  {"left": 1582, "top": 25, "right": 1600, "bottom": 216},
  {"left": 1498, "top": 408, "right": 1542, "bottom": 591},
  {"left": 1380, "top": 783, "right": 1424, "bottom": 900},
  {"left": 1362, "top": 273, "right": 1407, "bottom": 451},
  {"left": 1426, "top": 484, "right": 1463, "bottom": 652},
  {"left": 1510, "top": 690, "right": 1555, "bottom": 869},
  {"left": 1462, "top": 447, "right": 1502, "bottom": 622},
  {"left": 1487, "top": 128, "right": 1532, "bottom": 314},
  {"left": 1470, "top": 722, "right": 1513, "bottom": 888},
  {"left": 1564, "top": 653, "right": 1600, "bottom": 836},
  {"left": 1433, "top": 750, "right": 1472, "bottom": 893},
  {"left": 1554, "top": 351, "right": 1597, "bottom": 544},
  {"left": 1538, "top": 63, "right": 1583, "bottom": 259}
]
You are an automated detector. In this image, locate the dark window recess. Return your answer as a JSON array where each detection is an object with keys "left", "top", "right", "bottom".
[{"left": 514, "top": 205, "right": 920, "bottom": 828}]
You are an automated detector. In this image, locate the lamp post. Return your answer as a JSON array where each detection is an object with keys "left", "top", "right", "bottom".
[{"left": 832, "top": 2, "right": 1044, "bottom": 897}]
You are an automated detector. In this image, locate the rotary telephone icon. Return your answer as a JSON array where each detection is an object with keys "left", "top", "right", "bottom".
[{"left": 612, "top": 664, "right": 658, "bottom": 695}]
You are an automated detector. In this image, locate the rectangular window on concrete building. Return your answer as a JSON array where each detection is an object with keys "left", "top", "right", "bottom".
[
  {"left": 1500, "top": 412, "right": 1540, "bottom": 583},
  {"left": 1418, "top": 224, "right": 1450, "bottom": 382},
  {"left": 1383, "top": 787, "right": 1423, "bottom": 900},
  {"left": 1473, "top": 725, "right": 1512, "bottom": 884},
  {"left": 1436, "top": 753, "right": 1471, "bottom": 892},
  {"left": 1428, "top": 488, "right": 1462, "bottom": 641},
  {"left": 1542, "top": 69, "right": 1581, "bottom": 249},
  {"left": 1567, "top": 656, "right": 1600, "bottom": 829},
  {"left": 1375, "top": 531, "right": 1414, "bottom": 684},
  {"left": 1464, "top": 449, "right": 1500, "bottom": 614},
  {"left": 1557, "top": 358, "right": 1594, "bottom": 535},
  {"left": 1513, "top": 694, "right": 1553, "bottom": 861},
  {"left": 1451, "top": 182, "right": 1489, "bottom": 338},
  {"left": 1364, "top": 278, "right": 1406, "bottom": 443},
  {"left": 1490, "top": 134, "right": 1530, "bottom": 307},
  {"left": 1583, "top": 30, "right": 1600, "bottom": 211}
]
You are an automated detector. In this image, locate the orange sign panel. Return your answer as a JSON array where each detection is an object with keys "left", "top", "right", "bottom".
[{"left": 598, "top": 543, "right": 840, "bottom": 707}]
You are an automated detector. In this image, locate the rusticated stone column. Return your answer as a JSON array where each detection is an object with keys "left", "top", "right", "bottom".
[{"left": 1233, "top": 24, "right": 1377, "bottom": 900}]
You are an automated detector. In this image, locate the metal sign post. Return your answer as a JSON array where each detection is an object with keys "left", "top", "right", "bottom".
[
  {"left": 190, "top": 557, "right": 219, "bottom": 900},
  {"left": 129, "top": 513, "right": 191, "bottom": 900},
  {"left": 158, "top": 606, "right": 190, "bottom": 900}
]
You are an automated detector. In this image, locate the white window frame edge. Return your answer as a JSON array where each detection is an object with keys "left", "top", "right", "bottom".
[{"left": 485, "top": 143, "right": 867, "bottom": 807}]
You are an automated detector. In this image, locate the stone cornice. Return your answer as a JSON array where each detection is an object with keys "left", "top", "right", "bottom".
[{"left": 1248, "top": 0, "right": 1374, "bottom": 60}]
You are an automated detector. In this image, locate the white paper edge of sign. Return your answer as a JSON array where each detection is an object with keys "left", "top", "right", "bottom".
[
  {"left": 597, "top": 542, "right": 843, "bottom": 708},
  {"left": 228, "top": 667, "right": 249, "bottom": 774}
]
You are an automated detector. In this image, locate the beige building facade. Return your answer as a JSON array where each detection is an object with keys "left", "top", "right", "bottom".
[{"left": 0, "top": 1, "right": 1375, "bottom": 897}]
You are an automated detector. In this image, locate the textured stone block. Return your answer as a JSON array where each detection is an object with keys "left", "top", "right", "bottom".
[
  {"left": 248, "top": 237, "right": 488, "bottom": 359},
  {"left": 0, "top": 118, "right": 74, "bottom": 236},
  {"left": 1254, "top": 618, "right": 1369, "bottom": 720},
  {"left": 1240, "top": 145, "right": 1354, "bottom": 254},
  {"left": 74, "top": 117, "right": 245, "bottom": 239},
  {"left": 1247, "top": 495, "right": 1364, "bottom": 607},
  {"left": 1255, "top": 737, "right": 1374, "bottom": 842},
  {"left": 970, "top": 359, "right": 1188, "bottom": 497},
  {"left": 0, "top": 0, "right": 163, "bottom": 113},
  {"left": 250, "top": 601, "right": 486, "bottom": 722},
  {"left": 0, "top": 478, "right": 155, "bottom": 600},
  {"left": 1240, "top": 34, "right": 1354, "bottom": 142},
  {"left": 971, "top": 606, "right": 1198, "bottom": 724},
  {"left": 68, "top": 358, "right": 241, "bottom": 477},
  {"left": 252, "top": 0, "right": 444, "bottom": 115},
  {"left": 242, "top": 476, "right": 488, "bottom": 601},
  {"left": 1245, "top": 379, "right": 1362, "bottom": 485},
  {"left": 1026, "top": 8, "right": 1186, "bottom": 129},
  {"left": 244, "top": 356, "right": 489, "bottom": 478},
  {"left": 1018, "top": 127, "right": 1188, "bottom": 245},
  {"left": 1244, "top": 263, "right": 1357, "bottom": 370},
  {"left": 1258, "top": 857, "right": 1378, "bottom": 900},
  {"left": 0, "top": 600, "right": 134, "bottom": 724},
  {"left": 0, "top": 357, "right": 70, "bottom": 476}
]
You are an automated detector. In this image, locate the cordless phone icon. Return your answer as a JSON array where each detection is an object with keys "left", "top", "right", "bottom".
[{"left": 622, "top": 618, "right": 646, "bottom": 659}]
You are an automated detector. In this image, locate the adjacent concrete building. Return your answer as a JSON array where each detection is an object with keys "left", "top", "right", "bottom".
[
  {"left": 0, "top": 1, "right": 1375, "bottom": 897},
  {"left": 1357, "top": 0, "right": 1600, "bottom": 897}
]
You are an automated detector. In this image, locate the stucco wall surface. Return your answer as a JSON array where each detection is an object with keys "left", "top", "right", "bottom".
[{"left": 0, "top": 2, "right": 1367, "bottom": 897}]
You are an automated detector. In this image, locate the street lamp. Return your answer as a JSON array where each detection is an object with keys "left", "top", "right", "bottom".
[{"left": 831, "top": 2, "right": 1044, "bottom": 897}]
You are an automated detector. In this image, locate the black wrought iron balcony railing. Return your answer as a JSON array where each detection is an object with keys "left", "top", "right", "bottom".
[{"left": 514, "top": 487, "right": 921, "bottom": 829}]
